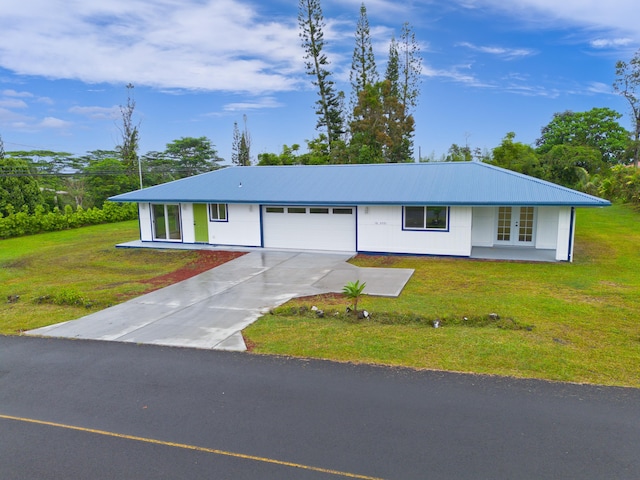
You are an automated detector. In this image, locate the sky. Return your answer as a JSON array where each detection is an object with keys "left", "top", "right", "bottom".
[{"left": 0, "top": 0, "right": 639, "bottom": 164}]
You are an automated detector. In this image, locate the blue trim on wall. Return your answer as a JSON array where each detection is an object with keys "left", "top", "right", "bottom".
[
  {"left": 567, "top": 206, "right": 575, "bottom": 262},
  {"left": 357, "top": 250, "right": 468, "bottom": 259},
  {"left": 259, "top": 204, "right": 264, "bottom": 248},
  {"left": 208, "top": 203, "right": 230, "bottom": 223},
  {"left": 401, "top": 206, "right": 451, "bottom": 233}
]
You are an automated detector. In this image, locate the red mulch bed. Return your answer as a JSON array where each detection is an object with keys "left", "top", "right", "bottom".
[{"left": 141, "top": 250, "right": 246, "bottom": 289}]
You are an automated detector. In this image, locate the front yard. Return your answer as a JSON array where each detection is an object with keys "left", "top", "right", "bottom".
[
  {"left": 1, "top": 206, "right": 638, "bottom": 387},
  {"left": 0, "top": 221, "right": 242, "bottom": 333},
  {"left": 244, "top": 205, "right": 640, "bottom": 387}
]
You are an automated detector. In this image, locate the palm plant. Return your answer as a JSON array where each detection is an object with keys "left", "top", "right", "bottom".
[{"left": 342, "top": 280, "right": 367, "bottom": 315}]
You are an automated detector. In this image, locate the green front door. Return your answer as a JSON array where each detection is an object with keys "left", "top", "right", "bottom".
[{"left": 193, "top": 204, "right": 209, "bottom": 243}]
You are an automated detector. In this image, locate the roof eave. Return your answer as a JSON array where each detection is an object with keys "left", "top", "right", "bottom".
[{"left": 110, "top": 197, "right": 611, "bottom": 207}]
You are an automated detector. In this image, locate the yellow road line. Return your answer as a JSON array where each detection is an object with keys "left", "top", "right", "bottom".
[{"left": 0, "top": 414, "right": 384, "bottom": 480}]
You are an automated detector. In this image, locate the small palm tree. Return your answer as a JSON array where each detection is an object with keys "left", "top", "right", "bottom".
[{"left": 342, "top": 280, "right": 367, "bottom": 315}]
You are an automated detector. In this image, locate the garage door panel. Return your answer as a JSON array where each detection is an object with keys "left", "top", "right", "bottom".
[{"left": 263, "top": 206, "right": 356, "bottom": 251}]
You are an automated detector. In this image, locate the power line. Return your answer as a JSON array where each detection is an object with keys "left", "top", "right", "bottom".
[{"left": 0, "top": 168, "right": 213, "bottom": 178}]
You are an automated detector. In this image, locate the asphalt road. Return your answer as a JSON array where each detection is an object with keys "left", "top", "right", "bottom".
[{"left": 1, "top": 336, "right": 638, "bottom": 479}]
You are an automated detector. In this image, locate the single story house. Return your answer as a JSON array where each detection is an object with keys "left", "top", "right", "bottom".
[{"left": 110, "top": 162, "right": 610, "bottom": 262}]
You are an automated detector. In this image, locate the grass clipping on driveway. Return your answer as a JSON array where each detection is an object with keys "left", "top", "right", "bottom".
[{"left": 244, "top": 205, "right": 640, "bottom": 388}]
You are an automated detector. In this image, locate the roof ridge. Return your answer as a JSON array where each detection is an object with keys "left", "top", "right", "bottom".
[{"left": 231, "top": 161, "right": 477, "bottom": 170}]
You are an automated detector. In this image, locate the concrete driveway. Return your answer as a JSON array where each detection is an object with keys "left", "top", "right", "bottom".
[{"left": 27, "top": 251, "right": 413, "bottom": 351}]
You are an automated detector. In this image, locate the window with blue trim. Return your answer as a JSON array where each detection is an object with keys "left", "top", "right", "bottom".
[
  {"left": 404, "top": 206, "right": 448, "bottom": 230},
  {"left": 209, "top": 203, "right": 227, "bottom": 222}
]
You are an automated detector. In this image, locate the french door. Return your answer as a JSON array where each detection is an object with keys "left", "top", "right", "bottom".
[{"left": 496, "top": 207, "right": 535, "bottom": 246}]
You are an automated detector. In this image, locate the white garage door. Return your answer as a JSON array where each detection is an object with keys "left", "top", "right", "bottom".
[{"left": 262, "top": 206, "right": 356, "bottom": 251}]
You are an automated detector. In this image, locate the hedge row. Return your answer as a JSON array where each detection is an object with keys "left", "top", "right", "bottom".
[{"left": 0, "top": 202, "right": 138, "bottom": 239}]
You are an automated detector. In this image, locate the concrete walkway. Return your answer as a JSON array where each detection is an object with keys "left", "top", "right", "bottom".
[{"left": 27, "top": 251, "right": 413, "bottom": 351}]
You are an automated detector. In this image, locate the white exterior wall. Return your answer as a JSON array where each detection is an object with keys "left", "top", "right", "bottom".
[
  {"left": 471, "top": 207, "right": 495, "bottom": 247},
  {"left": 471, "top": 206, "right": 568, "bottom": 257},
  {"left": 208, "top": 203, "right": 261, "bottom": 247},
  {"left": 357, "top": 206, "right": 473, "bottom": 256},
  {"left": 535, "top": 207, "right": 560, "bottom": 250},
  {"left": 137, "top": 201, "right": 575, "bottom": 260},
  {"left": 138, "top": 203, "right": 153, "bottom": 241},
  {"left": 555, "top": 207, "right": 574, "bottom": 261},
  {"left": 140, "top": 202, "right": 261, "bottom": 246},
  {"left": 181, "top": 203, "right": 195, "bottom": 243}
]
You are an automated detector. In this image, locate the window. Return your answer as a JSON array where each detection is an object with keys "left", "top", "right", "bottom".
[
  {"left": 265, "top": 206, "right": 284, "bottom": 213},
  {"left": 497, "top": 206, "right": 512, "bottom": 241},
  {"left": 403, "top": 206, "right": 448, "bottom": 231},
  {"left": 288, "top": 207, "right": 306, "bottom": 214},
  {"left": 404, "top": 207, "right": 425, "bottom": 229},
  {"left": 310, "top": 207, "right": 329, "bottom": 214},
  {"left": 518, "top": 207, "right": 535, "bottom": 242},
  {"left": 152, "top": 204, "right": 182, "bottom": 240},
  {"left": 333, "top": 208, "right": 353, "bottom": 215},
  {"left": 209, "top": 203, "right": 227, "bottom": 222}
]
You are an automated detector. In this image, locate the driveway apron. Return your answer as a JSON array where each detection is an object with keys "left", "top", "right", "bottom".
[{"left": 27, "top": 251, "right": 413, "bottom": 351}]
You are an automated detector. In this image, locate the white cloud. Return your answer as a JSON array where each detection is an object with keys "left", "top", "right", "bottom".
[
  {"left": 2, "top": 89, "right": 33, "bottom": 98},
  {"left": 466, "top": 0, "right": 640, "bottom": 44},
  {"left": 0, "top": 107, "right": 31, "bottom": 125},
  {"left": 590, "top": 38, "right": 633, "bottom": 49},
  {"left": 223, "top": 97, "right": 283, "bottom": 112},
  {"left": 503, "top": 84, "right": 560, "bottom": 98},
  {"left": 587, "top": 82, "right": 613, "bottom": 95},
  {"left": 0, "top": 98, "right": 28, "bottom": 109},
  {"left": 0, "top": 110, "right": 72, "bottom": 132},
  {"left": 457, "top": 42, "right": 536, "bottom": 59},
  {"left": 36, "top": 96, "right": 54, "bottom": 105},
  {"left": 422, "top": 63, "right": 495, "bottom": 88},
  {"left": 0, "top": 0, "right": 303, "bottom": 94},
  {"left": 69, "top": 105, "right": 121, "bottom": 120},
  {"left": 39, "top": 117, "right": 73, "bottom": 129}
]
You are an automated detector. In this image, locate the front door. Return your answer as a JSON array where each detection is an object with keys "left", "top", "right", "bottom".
[
  {"left": 496, "top": 206, "right": 535, "bottom": 246},
  {"left": 193, "top": 204, "right": 209, "bottom": 243}
]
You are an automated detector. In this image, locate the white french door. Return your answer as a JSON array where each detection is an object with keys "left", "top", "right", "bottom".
[{"left": 495, "top": 207, "right": 535, "bottom": 246}]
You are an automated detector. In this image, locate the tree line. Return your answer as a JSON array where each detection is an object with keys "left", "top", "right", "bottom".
[
  {"left": 0, "top": 135, "right": 223, "bottom": 217},
  {"left": 456, "top": 106, "right": 639, "bottom": 204}
]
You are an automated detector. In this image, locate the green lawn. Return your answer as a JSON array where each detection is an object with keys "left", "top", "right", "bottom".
[
  {"left": 0, "top": 221, "right": 206, "bottom": 333},
  {"left": 244, "top": 205, "right": 640, "bottom": 387}
]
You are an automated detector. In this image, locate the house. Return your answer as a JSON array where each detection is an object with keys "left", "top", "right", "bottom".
[{"left": 110, "top": 162, "right": 611, "bottom": 262}]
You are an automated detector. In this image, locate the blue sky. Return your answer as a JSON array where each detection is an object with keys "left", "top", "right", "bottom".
[{"left": 0, "top": 0, "right": 638, "bottom": 163}]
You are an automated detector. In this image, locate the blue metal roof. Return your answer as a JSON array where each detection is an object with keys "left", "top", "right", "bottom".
[{"left": 110, "top": 162, "right": 611, "bottom": 207}]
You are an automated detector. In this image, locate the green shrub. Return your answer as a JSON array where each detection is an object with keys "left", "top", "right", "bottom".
[
  {"left": 34, "top": 288, "right": 93, "bottom": 308},
  {"left": 0, "top": 202, "right": 137, "bottom": 239},
  {"left": 599, "top": 165, "right": 640, "bottom": 204}
]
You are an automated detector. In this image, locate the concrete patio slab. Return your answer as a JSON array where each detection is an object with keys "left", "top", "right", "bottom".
[
  {"left": 27, "top": 250, "right": 414, "bottom": 351},
  {"left": 313, "top": 265, "right": 414, "bottom": 297}
]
